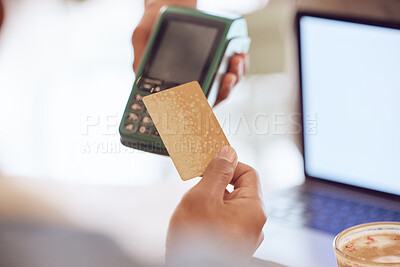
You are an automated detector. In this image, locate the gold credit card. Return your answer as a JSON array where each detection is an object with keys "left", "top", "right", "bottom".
[{"left": 143, "top": 81, "right": 229, "bottom": 181}]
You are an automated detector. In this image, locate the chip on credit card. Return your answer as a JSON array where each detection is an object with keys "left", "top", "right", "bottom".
[{"left": 143, "top": 81, "right": 229, "bottom": 181}]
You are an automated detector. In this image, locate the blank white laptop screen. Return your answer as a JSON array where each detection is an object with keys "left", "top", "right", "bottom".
[{"left": 299, "top": 16, "right": 400, "bottom": 195}]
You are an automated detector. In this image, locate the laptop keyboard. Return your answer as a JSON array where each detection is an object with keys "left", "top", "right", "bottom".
[{"left": 265, "top": 190, "right": 400, "bottom": 235}]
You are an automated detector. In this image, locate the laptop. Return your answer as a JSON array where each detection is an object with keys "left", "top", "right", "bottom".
[{"left": 254, "top": 11, "right": 400, "bottom": 267}]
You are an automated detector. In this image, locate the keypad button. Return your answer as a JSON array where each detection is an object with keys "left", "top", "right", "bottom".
[
  {"left": 152, "top": 130, "right": 160, "bottom": 137},
  {"left": 138, "top": 125, "right": 151, "bottom": 135},
  {"left": 134, "top": 94, "right": 144, "bottom": 102},
  {"left": 154, "top": 86, "right": 161, "bottom": 93},
  {"left": 143, "top": 78, "right": 162, "bottom": 85},
  {"left": 124, "top": 124, "right": 137, "bottom": 132},
  {"left": 126, "top": 113, "right": 140, "bottom": 122},
  {"left": 141, "top": 115, "right": 153, "bottom": 125},
  {"left": 140, "top": 83, "right": 153, "bottom": 92},
  {"left": 130, "top": 102, "right": 144, "bottom": 112}
]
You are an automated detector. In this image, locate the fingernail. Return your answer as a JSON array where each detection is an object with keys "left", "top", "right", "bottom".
[{"left": 215, "top": 146, "right": 236, "bottom": 163}]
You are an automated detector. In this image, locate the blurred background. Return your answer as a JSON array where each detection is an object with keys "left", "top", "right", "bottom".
[
  {"left": 0, "top": 0, "right": 398, "bottom": 266},
  {"left": 0, "top": 0, "right": 302, "bottom": 187}
]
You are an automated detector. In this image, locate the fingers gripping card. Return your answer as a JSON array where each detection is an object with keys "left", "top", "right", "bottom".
[{"left": 143, "top": 81, "right": 229, "bottom": 181}]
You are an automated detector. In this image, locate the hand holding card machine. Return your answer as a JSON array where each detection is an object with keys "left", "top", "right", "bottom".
[{"left": 120, "top": 6, "right": 250, "bottom": 155}]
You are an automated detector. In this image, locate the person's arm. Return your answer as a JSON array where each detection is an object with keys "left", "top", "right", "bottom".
[
  {"left": 166, "top": 146, "right": 267, "bottom": 266},
  {"left": 132, "top": 0, "right": 248, "bottom": 106}
]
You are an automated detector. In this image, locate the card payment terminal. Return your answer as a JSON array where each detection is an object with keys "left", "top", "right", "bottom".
[{"left": 119, "top": 6, "right": 250, "bottom": 155}]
